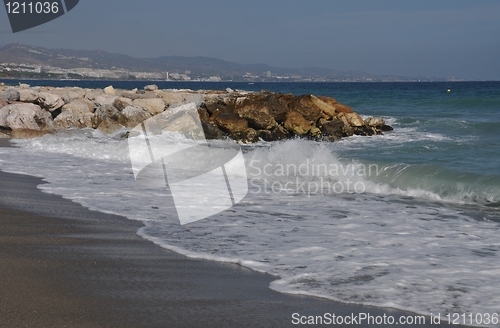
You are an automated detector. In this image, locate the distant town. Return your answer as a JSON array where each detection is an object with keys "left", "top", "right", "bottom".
[{"left": 0, "top": 63, "right": 466, "bottom": 83}]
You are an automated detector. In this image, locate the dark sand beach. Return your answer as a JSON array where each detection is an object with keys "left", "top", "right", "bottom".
[{"left": 0, "top": 138, "right": 468, "bottom": 327}]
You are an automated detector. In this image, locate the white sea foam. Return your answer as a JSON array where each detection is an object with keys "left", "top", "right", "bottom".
[{"left": 1, "top": 132, "right": 499, "bottom": 326}]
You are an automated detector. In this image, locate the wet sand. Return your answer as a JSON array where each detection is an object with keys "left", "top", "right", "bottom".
[{"left": 0, "top": 138, "right": 468, "bottom": 327}]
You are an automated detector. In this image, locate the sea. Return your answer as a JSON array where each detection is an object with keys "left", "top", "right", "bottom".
[{"left": 1, "top": 80, "right": 499, "bottom": 326}]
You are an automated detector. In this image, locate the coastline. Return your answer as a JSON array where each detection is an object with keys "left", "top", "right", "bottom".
[{"left": 0, "top": 138, "right": 472, "bottom": 328}]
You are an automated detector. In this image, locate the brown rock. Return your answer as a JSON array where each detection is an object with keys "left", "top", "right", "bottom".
[
  {"left": 0, "top": 99, "right": 8, "bottom": 109},
  {"left": 215, "top": 113, "right": 248, "bottom": 133},
  {"left": 310, "top": 95, "right": 336, "bottom": 118},
  {"left": 287, "top": 95, "right": 323, "bottom": 122},
  {"left": 229, "top": 128, "right": 259, "bottom": 143},
  {"left": 10, "top": 129, "right": 49, "bottom": 139},
  {"left": 345, "top": 112, "right": 365, "bottom": 127},
  {"left": 283, "top": 111, "right": 312, "bottom": 135},
  {"left": 54, "top": 111, "right": 94, "bottom": 129},
  {"left": 320, "top": 120, "right": 345, "bottom": 140},
  {"left": 201, "top": 122, "right": 225, "bottom": 140},
  {"left": 238, "top": 106, "right": 277, "bottom": 130}
]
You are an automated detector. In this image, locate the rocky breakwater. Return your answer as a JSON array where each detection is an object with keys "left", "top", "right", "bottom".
[{"left": 0, "top": 83, "right": 393, "bottom": 141}]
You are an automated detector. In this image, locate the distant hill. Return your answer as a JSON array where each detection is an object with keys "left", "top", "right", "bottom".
[{"left": 0, "top": 43, "right": 382, "bottom": 80}]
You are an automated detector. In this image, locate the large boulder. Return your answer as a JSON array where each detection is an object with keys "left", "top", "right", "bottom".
[
  {"left": 18, "top": 89, "right": 39, "bottom": 103},
  {"left": 132, "top": 98, "right": 165, "bottom": 115},
  {"left": 215, "top": 113, "right": 248, "bottom": 133},
  {"left": 0, "top": 89, "right": 20, "bottom": 101},
  {"left": 287, "top": 95, "right": 323, "bottom": 122},
  {"left": 310, "top": 95, "right": 337, "bottom": 118},
  {"left": 119, "top": 106, "right": 152, "bottom": 128},
  {"left": 54, "top": 99, "right": 95, "bottom": 129},
  {"left": 38, "top": 92, "right": 65, "bottom": 112},
  {"left": 0, "top": 103, "right": 53, "bottom": 131},
  {"left": 345, "top": 112, "right": 365, "bottom": 127},
  {"left": 157, "top": 91, "right": 203, "bottom": 107},
  {"left": 283, "top": 111, "right": 312, "bottom": 135},
  {"left": 62, "top": 99, "right": 95, "bottom": 114},
  {"left": 320, "top": 119, "right": 345, "bottom": 140},
  {"left": 94, "top": 94, "right": 118, "bottom": 107},
  {"left": 62, "top": 88, "right": 86, "bottom": 103},
  {"left": 237, "top": 105, "right": 277, "bottom": 130}
]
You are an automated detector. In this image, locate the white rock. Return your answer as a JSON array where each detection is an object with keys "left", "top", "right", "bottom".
[
  {"left": 0, "top": 103, "right": 53, "bottom": 130},
  {"left": 38, "top": 92, "right": 65, "bottom": 112}
]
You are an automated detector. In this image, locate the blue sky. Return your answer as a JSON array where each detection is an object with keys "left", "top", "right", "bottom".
[{"left": 1, "top": 0, "right": 499, "bottom": 80}]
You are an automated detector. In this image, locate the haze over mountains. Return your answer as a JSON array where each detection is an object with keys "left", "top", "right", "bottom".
[{"left": 0, "top": 43, "right": 446, "bottom": 82}]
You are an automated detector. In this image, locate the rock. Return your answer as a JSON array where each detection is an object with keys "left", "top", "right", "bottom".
[
  {"left": 18, "top": 89, "right": 39, "bottom": 103},
  {"left": 0, "top": 131, "right": 10, "bottom": 138},
  {"left": 54, "top": 110, "right": 94, "bottom": 129},
  {"left": 309, "top": 127, "right": 322, "bottom": 137},
  {"left": 94, "top": 95, "right": 118, "bottom": 107},
  {"left": 103, "top": 85, "right": 116, "bottom": 95},
  {"left": 266, "top": 94, "right": 291, "bottom": 123},
  {"left": 0, "top": 89, "right": 20, "bottom": 101},
  {"left": 144, "top": 84, "right": 158, "bottom": 91},
  {"left": 93, "top": 104, "right": 123, "bottom": 125},
  {"left": 0, "top": 99, "right": 8, "bottom": 109},
  {"left": 283, "top": 111, "right": 312, "bottom": 135},
  {"left": 353, "top": 126, "right": 375, "bottom": 136},
  {"left": 113, "top": 97, "right": 134, "bottom": 111},
  {"left": 157, "top": 91, "right": 204, "bottom": 107},
  {"left": 201, "top": 122, "right": 224, "bottom": 140},
  {"left": 197, "top": 108, "right": 210, "bottom": 123},
  {"left": 345, "top": 112, "right": 365, "bottom": 127},
  {"left": 364, "top": 117, "right": 386, "bottom": 128},
  {"left": 287, "top": 95, "right": 323, "bottom": 122},
  {"left": 226, "top": 88, "right": 234, "bottom": 93},
  {"left": 310, "top": 95, "right": 337, "bottom": 118},
  {"left": 229, "top": 128, "right": 259, "bottom": 143},
  {"left": 132, "top": 98, "right": 165, "bottom": 115},
  {"left": 85, "top": 89, "right": 105, "bottom": 101},
  {"left": 215, "top": 113, "right": 248, "bottom": 133},
  {"left": 62, "top": 99, "right": 95, "bottom": 115},
  {"left": 38, "top": 92, "right": 65, "bottom": 112},
  {"left": 238, "top": 106, "right": 277, "bottom": 130},
  {"left": 320, "top": 120, "right": 345, "bottom": 140},
  {"left": 18, "top": 83, "right": 30, "bottom": 89},
  {"left": 61, "top": 88, "right": 85, "bottom": 103},
  {"left": 119, "top": 90, "right": 139, "bottom": 100},
  {"left": 0, "top": 103, "right": 53, "bottom": 131},
  {"left": 381, "top": 125, "right": 394, "bottom": 132},
  {"left": 97, "top": 117, "right": 124, "bottom": 135},
  {"left": 336, "top": 113, "right": 354, "bottom": 136},
  {"left": 120, "top": 106, "right": 152, "bottom": 128}
]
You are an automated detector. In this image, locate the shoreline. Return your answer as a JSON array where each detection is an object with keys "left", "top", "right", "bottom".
[{"left": 0, "top": 138, "right": 472, "bottom": 327}]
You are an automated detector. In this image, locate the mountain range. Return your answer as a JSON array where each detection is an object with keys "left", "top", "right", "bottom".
[{"left": 0, "top": 43, "right": 439, "bottom": 81}]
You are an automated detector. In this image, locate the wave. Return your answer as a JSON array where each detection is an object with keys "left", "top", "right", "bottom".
[{"left": 245, "top": 139, "right": 500, "bottom": 208}]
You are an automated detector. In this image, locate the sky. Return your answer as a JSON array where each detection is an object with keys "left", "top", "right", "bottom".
[{"left": 1, "top": 0, "right": 500, "bottom": 80}]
